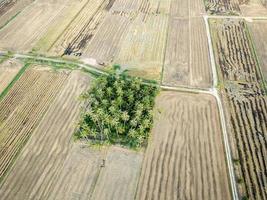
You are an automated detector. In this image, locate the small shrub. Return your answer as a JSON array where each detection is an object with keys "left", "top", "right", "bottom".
[{"left": 76, "top": 65, "right": 159, "bottom": 148}]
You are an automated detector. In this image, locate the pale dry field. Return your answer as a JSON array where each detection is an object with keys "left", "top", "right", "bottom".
[
  {"left": 0, "top": 70, "right": 143, "bottom": 200},
  {"left": 90, "top": 147, "right": 143, "bottom": 200},
  {"left": 240, "top": 0, "right": 267, "bottom": 16},
  {"left": 0, "top": 58, "right": 23, "bottom": 93},
  {"left": 115, "top": 13, "right": 168, "bottom": 80},
  {"left": 0, "top": 0, "right": 34, "bottom": 28},
  {"left": 136, "top": 91, "right": 231, "bottom": 200},
  {"left": 0, "top": 0, "right": 82, "bottom": 52},
  {"left": 83, "top": 12, "right": 132, "bottom": 66},
  {"left": 162, "top": 0, "right": 212, "bottom": 88},
  {"left": 210, "top": 18, "right": 267, "bottom": 199},
  {"left": 0, "top": 0, "right": 213, "bottom": 83},
  {"left": 48, "top": 0, "right": 109, "bottom": 56},
  {"left": 204, "top": 0, "right": 267, "bottom": 15},
  {"left": 0, "top": 66, "right": 68, "bottom": 180},
  {"left": 248, "top": 19, "right": 267, "bottom": 80}
]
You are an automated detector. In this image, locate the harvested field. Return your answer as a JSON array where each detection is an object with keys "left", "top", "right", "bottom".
[
  {"left": 239, "top": 0, "right": 267, "bottom": 16},
  {"left": 0, "top": 66, "right": 68, "bottom": 180},
  {"left": 49, "top": 0, "right": 109, "bottom": 57},
  {"left": 163, "top": 17, "right": 212, "bottom": 88},
  {"left": 0, "top": 0, "right": 211, "bottom": 82},
  {"left": 210, "top": 18, "right": 267, "bottom": 199},
  {"left": 115, "top": 13, "right": 168, "bottom": 80},
  {"left": 0, "top": 0, "right": 17, "bottom": 16},
  {"left": 222, "top": 86, "right": 267, "bottom": 200},
  {"left": 162, "top": 0, "right": 212, "bottom": 88},
  {"left": 204, "top": 0, "right": 241, "bottom": 15},
  {"left": 90, "top": 147, "right": 143, "bottom": 200},
  {"left": 0, "top": 58, "right": 23, "bottom": 94},
  {"left": 137, "top": 0, "right": 172, "bottom": 15},
  {"left": 169, "top": 0, "right": 206, "bottom": 17},
  {"left": 248, "top": 19, "right": 267, "bottom": 80},
  {"left": 35, "top": 0, "right": 90, "bottom": 53},
  {"left": 0, "top": 0, "right": 79, "bottom": 52},
  {"left": 0, "top": 0, "right": 33, "bottom": 28},
  {"left": 136, "top": 92, "right": 231, "bottom": 200},
  {"left": 83, "top": 13, "right": 132, "bottom": 66},
  {"left": 0, "top": 71, "right": 143, "bottom": 200},
  {"left": 204, "top": 0, "right": 267, "bottom": 15},
  {"left": 210, "top": 19, "right": 262, "bottom": 83}
]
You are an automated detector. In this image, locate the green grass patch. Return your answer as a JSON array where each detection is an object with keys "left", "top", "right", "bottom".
[
  {"left": 75, "top": 65, "right": 159, "bottom": 149},
  {"left": 0, "top": 63, "right": 30, "bottom": 101}
]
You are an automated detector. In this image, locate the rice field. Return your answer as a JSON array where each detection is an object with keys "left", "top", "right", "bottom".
[{"left": 210, "top": 18, "right": 267, "bottom": 199}]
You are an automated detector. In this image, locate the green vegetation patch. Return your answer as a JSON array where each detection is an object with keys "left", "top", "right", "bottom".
[{"left": 76, "top": 66, "right": 159, "bottom": 149}]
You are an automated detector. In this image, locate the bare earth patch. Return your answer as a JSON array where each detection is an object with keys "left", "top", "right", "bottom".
[{"left": 136, "top": 91, "right": 231, "bottom": 200}]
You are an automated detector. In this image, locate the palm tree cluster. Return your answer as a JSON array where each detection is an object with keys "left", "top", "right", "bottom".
[{"left": 76, "top": 66, "right": 159, "bottom": 148}]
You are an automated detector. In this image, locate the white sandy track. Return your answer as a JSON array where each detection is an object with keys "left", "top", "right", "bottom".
[
  {"left": 207, "top": 15, "right": 267, "bottom": 20},
  {"left": 204, "top": 16, "right": 239, "bottom": 200}
]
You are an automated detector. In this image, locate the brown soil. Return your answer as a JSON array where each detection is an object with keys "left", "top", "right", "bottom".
[{"left": 136, "top": 91, "right": 232, "bottom": 200}]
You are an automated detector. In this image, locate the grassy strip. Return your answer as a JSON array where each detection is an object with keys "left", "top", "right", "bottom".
[
  {"left": 0, "top": 11, "right": 21, "bottom": 31},
  {"left": 0, "top": 63, "right": 30, "bottom": 101},
  {"left": 21, "top": 58, "right": 78, "bottom": 70},
  {"left": 244, "top": 21, "right": 267, "bottom": 94},
  {"left": 22, "top": 58, "right": 101, "bottom": 77}
]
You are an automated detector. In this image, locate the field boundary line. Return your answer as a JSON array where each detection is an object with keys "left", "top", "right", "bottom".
[
  {"left": 0, "top": 0, "right": 36, "bottom": 31},
  {"left": 204, "top": 16, "right": 239, "bottom": 200},
  {"left": 159, "top": 1, "right": 172, "bottom": 85},
  {"left": 0, "top": 11, "right": 21, "bottom": 31},
  {"left": 0, "top": 63, "right": 30, "bottom": 101}
]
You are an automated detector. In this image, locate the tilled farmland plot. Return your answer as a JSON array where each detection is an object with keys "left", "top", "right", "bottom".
[
  {"left": 49, "top": 0, "right": 111, "bottom": 57},
  {"left": 115, "top": 13, "right": 168, "bottom": 80},
  {"left": 0, "top": 0, "right": 80, "bottom": 52},
  {"left": 0, "top": 66, "right": 68, "bottom": 180},
  {"left": 83, "top": 12, "right": 132, "bottom": 66},
  {"left": 248, "top": 20, "right": 267, "bottom": 80},
  {"left": 210, "top": 19, "right": 267, "bottom": 199},
  {"left": 136, "top": 92, "right": 232, "bottom": 200},
  {"left": 239, "top": 0, "right": 267, "bottom": 16},
  {"left": 0, "top": 0, "right": 34, "bottom": 28},
  {"left": 0, "top": 0, "right": 17, "bottom": 16},
  {"left": 42, "top": 0, "right": 173, "bottom": 79},
  {"left": 0, "top": 58, "right": 23, "bottom": 93},
  {"left": 162, "top": 0, "right": 212, "bottom": 88},
  {"left": 90, "top": 147, "right": 143, "bottom": 200},
  {"left": 205, "top": 0, "right": 267, "bottom": 15},
  {"left": 204, "top": 0, "right": 240, "bottom": 15}
]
